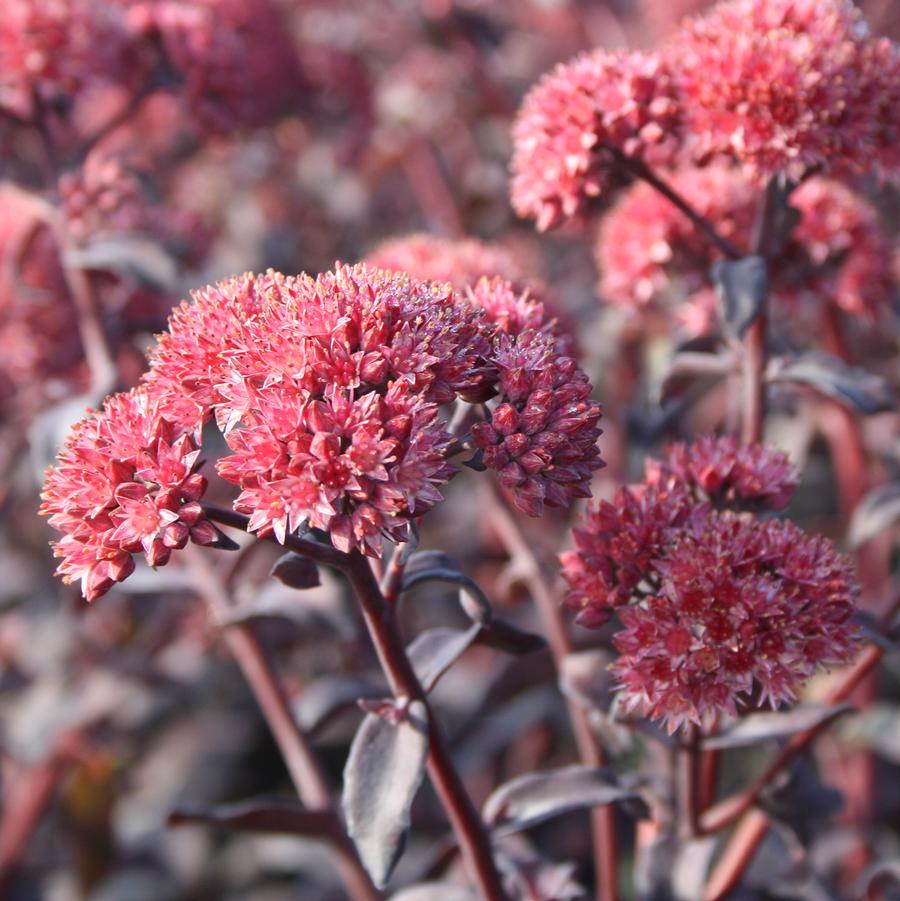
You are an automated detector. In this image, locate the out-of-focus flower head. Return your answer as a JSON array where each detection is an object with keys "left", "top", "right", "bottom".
[
  {"left": 58, "top": 151, "right": 208, "bottom": 260},
  {"left": 510, "top": 49, "right": 682, "bottom": 231},
  {"left": 597, "top": 164, "right": 756, "bottom": 328},
  {"left": 0, "top": 0, "right": 140, "bottom": 120},
  {"left": 596, "top": 164, "right": 896, "bottom": 333},
  {"left": 671, "top": 0, "right": 900, "bottom": 179},
  {"left": 365, "top": 234, "right": 576, "bottom": 354},
  {"left": 123, "top": 0, "right": 305, "bottom": 134},
  {"left": 40, "top": 387, "right": 217, "bottom": 601},
  {"left": 366, "top": 233, "right": 525, "bottom": 294},
  {"left": 471, "top": 329, "right": 603, "bottom": 517},
  {"left": 561, "top": 436, "right": 858, "bottom": 732}
]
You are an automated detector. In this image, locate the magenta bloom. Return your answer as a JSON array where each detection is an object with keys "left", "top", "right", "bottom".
[
  {"left": 610, "top": 513, "right": 858, "bottom": 731},
  {"left": 40, "top": 389, "right": 216, "bottom": 601},
  {"left": 510, "top": 49, "right": 682, "bottom": 230},
  {"left": 672, "top": 0, "right": 900, "bottom": 179},
  {"left": 648, "top": 435, "right": 796, "bottom": 511},
  {"left": 472, "top": 330, "right": 603, "bottom": 517},
  {"left": 561, "top": 437, "right": 858, "bottom": 732},
  {"left": 45, "top": 262, "right": 605, "bottom": 584}
]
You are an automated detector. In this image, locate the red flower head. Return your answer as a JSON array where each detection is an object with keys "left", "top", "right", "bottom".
[
  {"left": 647, "top": 434, "right": 796, "bottom": 511},
  {"left": 471, "top": 329, "right": 604, "bottom": 517},
  {"left": 561, "top": 437, "right": 857, "bottom": 732},
  {"left": 40, "top": 388, "right": 216, "bottom": 601},
  {"left": 672, "top": 0, "right": 900, "bottom": 179},
  {"left": 144, "top": 264, "right": 499, "bottom": 556},
  {"left": 510, "top": 49, "right": 682, "bottom": 230}
]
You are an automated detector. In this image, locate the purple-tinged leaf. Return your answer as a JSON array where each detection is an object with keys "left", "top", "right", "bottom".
[
  {"left": 559, "top": 650, "right": 614, "bottom": 712},
  {"left": 168, "top": 799, "right": 337, "bottom": 838},
  {"left": 703, "top": 703, "right": 852, "bottom": 750},
  {"left": 391, "top": 884, "right": 477, "bottom": 901},
  {"left": 769, "top": 352, "right": 895, "bottom": 415},
  {"left": 343, "top": 701, "right": 429, "bottom": 887},
  {"left": 482, "top": 764, "right": 646, "bottom": 835},
  {"left": 857, "top": 860, "right": 900, "bottom": 896},
  {"left": 848, "top": 483, "right": 900, "bottom": 549},
  {"left": 270, "top": 551, "right": 321, "bottom": 589},
  {"left": 474, "top": 619, "right": 546, "bottom": 656},
  {"left": 407, "top": 625, "right": 481, "bottom": 694},
  {"left": 401, "top": 551, "right": 492, "bottom": 624},
  {"left": 661, "top": 350, "right": 736, "bottom": 402},
  {"left": 712, "top": 255, "right": 768, "bottom": 339},
  {"left": 495, "top": 849, "right": 583, "bottom": 901},
  {"left": 64, "top": 235, "right": 177, "bottom": 291},
  {"left": 294, "top": 675, "right": 382, "bottom": 735}
]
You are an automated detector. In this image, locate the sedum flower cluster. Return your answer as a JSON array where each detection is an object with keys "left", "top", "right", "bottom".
[
  {"left": 42, "top": 264, "right": 603, "bottom": 598},
  {"left": 561, "top": 436, "right": 858, "bottom": 731},
  {"left": 511, "top": 0, "right": 899, "bottom": 230}
]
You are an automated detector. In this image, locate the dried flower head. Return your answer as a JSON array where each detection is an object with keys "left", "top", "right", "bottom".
[
  {"left": 561, "top": 437, "right": 857, "bottom": 731},
  {"left": 672, "top": 0, "right": 900, "bottom": 179},
  {"left": 510, "top": 49, "right": 682, "bottom": 230},
  {"left": 472, "top": 330, "right": 603, "bottom": 517},
  {"left": 40, "top": 388, "right": 216, "bottom": 601}
]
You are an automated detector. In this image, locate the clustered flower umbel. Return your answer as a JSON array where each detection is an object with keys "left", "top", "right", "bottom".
[
  {"left": 510, "top": 49, "right": 681, "bottom": 230},
  {"left": 560, "top": 436, "right": 858, "bottom": 732},
  {"left": 43, "top": 264, "right": 603, "bottom": 599},
  {"left": 39, "top": 390, "right": 219, "bottom": 601},
  {"left": 596, "top": 164, "right": 896, "bottom": 334},
  {"left": 510, "top": 0, "right": 899, "bottom": 229}
]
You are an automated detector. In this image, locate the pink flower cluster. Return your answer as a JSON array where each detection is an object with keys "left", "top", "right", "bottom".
[
  {"left": 472, "top": 329, "right": 603, "bottom": 517},
  {"left": 510, "top": 50, "right": 681, "bottom": 230},
  {"left": 560, "top": 436, "right": 858, "bottom": 731},
  {"left": 43, "top": 263, "right": 604, "bottom": 593},
  {"left": 511, "top": 0, "right": 899, "bottom": 228},
  {"left": 0, "top": 0, "right": 138, "bottom": 120},
  {"left": 40, "top": 389, "right": 218, "bottom": 601},
  {"left": 673, "top": 0, "right": 899, "bottom": 180},
  {"left": 596, "top": 164, "right": 896, "bottom": 332}
]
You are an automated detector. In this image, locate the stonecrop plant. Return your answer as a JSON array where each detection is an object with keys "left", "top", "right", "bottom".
[{"left": 4, "top": 0, "right": 899, "bottom": 899}]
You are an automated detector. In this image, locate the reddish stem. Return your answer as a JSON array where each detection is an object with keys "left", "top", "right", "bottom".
[
  {"left": 186, "top": 549, "right": 381, "bottom": 901},
  {"left": 201, "top": 509, "right": 508, "bottom": 899},
  {"left": 678, "top": 725, "right": 702, "bottom": 840},
  {"left": 343, "top": 552, "right": 509, "bottom": 901},
  {"left": 0, "top": 730, "right": 85, "bottom": 893},
  {"left": 485, "top": 481, "right": 620, "bottom": 901}
]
